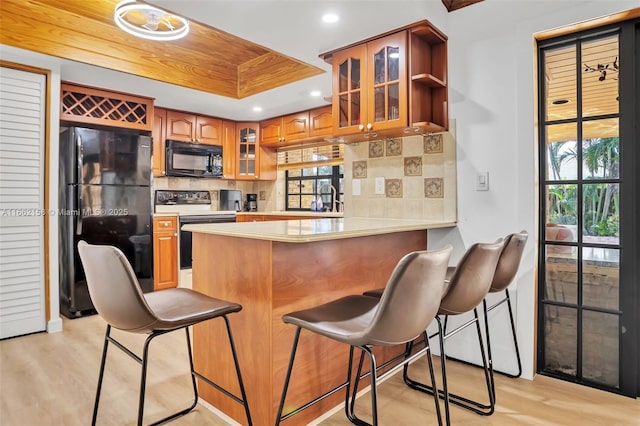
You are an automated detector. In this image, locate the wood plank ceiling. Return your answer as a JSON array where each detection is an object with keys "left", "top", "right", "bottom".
[
  {"left": 0, "top": 0, "right": 324, "bottom": 99},
  {"left": 0, "top": 0, "right": 486, "bottom": 100}
]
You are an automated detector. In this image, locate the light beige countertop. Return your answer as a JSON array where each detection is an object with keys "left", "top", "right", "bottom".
[
  {"left": 236, "top": 211, "right": 343, "bottom": 218},
  {"left": 182, "top": 217, "right": 456, "bottom": 243}
]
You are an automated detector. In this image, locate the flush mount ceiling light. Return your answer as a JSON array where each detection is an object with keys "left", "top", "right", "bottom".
[
  {"left": 114, "top": 0, "right": 189, "bottom": 41},
  {"left": 322, "top": 13, "right": 339, "bottom": 24}
]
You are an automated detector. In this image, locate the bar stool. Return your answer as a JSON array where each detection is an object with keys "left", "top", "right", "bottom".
[
  {"left": 482, "top": 231, "right": 528, "bottom": 378},
  {"left": 77, "top": 241, "right": 252, "bottom": 426},
  {"left": 275, "top": 246, "right": 452, "bottom": 426},
  {"left": 364, "top": 239, "right": 504, "bottom": 422}
]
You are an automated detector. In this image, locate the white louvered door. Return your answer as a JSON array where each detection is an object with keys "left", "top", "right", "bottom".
[{"left": 0, "top": 67, "right": 47, "bottom": 339}]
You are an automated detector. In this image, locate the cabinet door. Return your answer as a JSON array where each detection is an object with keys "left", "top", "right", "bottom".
[
  {"left": 236, "top": 122, "right": 259, "bottom": 180},
  {"left": 196, "top": 115, "right": 223, "bottom": 145},
  {"left": 309, "top": 106, "right": 332, "bottom": 137},
  {"left": 152, "top": 107, "right": 167, "bottom": 177},
  {"left": 331, "top": 44, "right": 367, "bottom": 136},
  {"left": 166, "top": 110, "right": 196, "bottom": 141},
  {"left": 282, "top": 112, "right": 309, "bottom": 142},
  {"left": 260, "top": 117, "right": 283, "bottom": 145},
  {"left": 366, "top": 32, "right": 408, "bottom": 132},
  {"left": 153, "top": 217, "right": 178, "bottom": 290},
  {"left": 222, "top": 120, "right": 236, "bottom": 179}
]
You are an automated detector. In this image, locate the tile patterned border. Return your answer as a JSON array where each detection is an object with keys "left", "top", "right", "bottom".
[
  {"left": 385, "top": 179, "right": 403, "bottom": 198},
  {"left": 404, "top": 157, "right": 422, "bottom": 176},
  {"left": 425, "top": 178, "right": 444, "bottom": 198},
  {"left": 385, "top": 138, "right": 402, "bottom": 156},
  {"left": 424, "top": 134, "right": 443, "bottom": 154},
  {"left": 369, "top": 140, "right": 384, "bottom": 158},
  {"left": 352, "top": 160, "right": 367, "bottom": 178}
]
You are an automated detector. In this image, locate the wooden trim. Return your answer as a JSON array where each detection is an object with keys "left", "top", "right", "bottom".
[
  {"left": 0, "top": 60, "right": 52, "bottom": 322},
  {"left": 535, "top": 8, "right": 640, "bottom": 41},
  {"left": 60, "top": 81, "right": 155, "bottom": 131}
]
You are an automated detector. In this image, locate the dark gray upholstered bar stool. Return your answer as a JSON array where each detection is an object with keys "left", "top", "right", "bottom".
[
  {"left": 275, "top": 246, "right": 452, "bottom": 426},
  {"left": 77, "top": 241, "right": 252, "bottom": 426},
  {"left": 364, "top": 239, "right": 504, "bottom": 423}
]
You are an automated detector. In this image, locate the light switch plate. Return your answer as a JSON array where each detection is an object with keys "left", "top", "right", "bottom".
[
  {"left": 476, "top": 172, "right": 489, "bottom": 191},
  {"left": 375, "top": 177, "right": 385, "bottom": 194}
]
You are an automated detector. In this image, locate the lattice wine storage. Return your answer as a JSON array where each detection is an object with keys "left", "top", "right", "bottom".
[{"left": 60, "top": 82, "right": 154, "bottom": 131}]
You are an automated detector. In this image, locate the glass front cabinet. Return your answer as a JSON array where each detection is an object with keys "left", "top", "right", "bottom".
[
  {"left": 236, "top": 122, "right": 259, "bottom": 180},
  {"left": 323, "top": 20, "right": 448, "bottom": 140}
]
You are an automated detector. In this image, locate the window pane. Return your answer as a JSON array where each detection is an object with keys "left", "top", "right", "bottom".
[
  {"left": 583, "top": 247, "right": 619, "bottom": 310},
  {"left": 545, "top": 246, "right": 577, "bottom": 304},
  {"left": 388, "top": 47, "right": 399, "bottom": 81},
  {"left": 582, "top": 311, "right": 619, "bottom": 387},
  {"left": 351, "top": 92, "right": 360, "bottom": 126},
  {"left": 582, "top": 183, "right": 619, "bottom": 242},
  {"left": 581, "top": 35, "right": 619, "bottom": 118},
  {"left": 317, "top": 165, "right": 332, "bottom": 175},
  {"left": 544, "top": 45, "right": 577, "bottom": 121},
  {"left": 248, "top": 161, "right": 254, "bottom": 174},
  {"left": 300, "top": 179, "right": 315, "bottom": 193},
  {"left": 374, "top": 86, "right": 385, "bottom": 122},
  {"left": 301, "top": 195, "right": 315, "bottom": 209},
  {"left": 339, "top": 94, "right": 349, "bottom": 128},
  {"left": 544, "top": 305, "right": 577, "bottom": 377},
  {"left": 388, "top": 83, "right": 399, "bottom": 120},
  {"left": 288, "top": 169, "right": 301, "bottom": 178},
  {"left": 287, "top": 195, "right": 300, "bottom": 209},
  {"left": 351, "top": 58, "right": 361, "bottom": 90},
  {"left": 287, "top": 181, "right": 301, "bottom": 193},
  {"left": 546, "top": 184, "right": 577, "bottom": 229},
  {"left": 582, "top": 122, "right": 619, "bottom": 179},
  {"left": 302, "top": 168, "right": 316, "bottom": 177},
  {"left": 374, "top": 47, "right": 385, "bottom": 85},
  {"left": 339, "top": 60, "right": 348, "bottom": 93},
  {"left": 546, "top": 124, "right": 577, "bottom": 180}
]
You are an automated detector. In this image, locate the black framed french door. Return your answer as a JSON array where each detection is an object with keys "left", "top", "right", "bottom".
[{"left": 536, "top": 18, "right": 639, "bottom": 397}]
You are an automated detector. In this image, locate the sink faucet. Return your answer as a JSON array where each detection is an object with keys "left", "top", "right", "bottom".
[{"left": 319, "top": 183, "right": 339, "bottom": 213}]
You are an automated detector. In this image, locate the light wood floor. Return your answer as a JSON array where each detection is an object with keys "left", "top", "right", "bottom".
[{"left": 1, "top": 315, "right": 637, "bottom": 426}]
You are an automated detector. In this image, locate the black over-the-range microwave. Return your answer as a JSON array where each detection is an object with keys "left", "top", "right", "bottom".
[{"left": 165, "top": 139, "right": 223, "bottom": 178}]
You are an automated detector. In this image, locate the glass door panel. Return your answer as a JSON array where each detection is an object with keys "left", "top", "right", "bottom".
[
  {"left": 333, "top": 48, "right": 365, "bottom": 135},
  {"left": 538, "top": 20, "right": 637, "bottom": 396}
]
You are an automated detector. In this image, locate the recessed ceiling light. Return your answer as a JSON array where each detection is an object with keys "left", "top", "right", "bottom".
[
  {"left": 252, "top": 106, "right": 263, "bottom": 112},
  {"left": 310, "top": 90, "right": 322, "bottom": 97},
  {"left": 322, "top": 13, "right": 339, "bottom": 24},
  {"left": 552, "top": 99, "right": 569, "bottom": 105}
]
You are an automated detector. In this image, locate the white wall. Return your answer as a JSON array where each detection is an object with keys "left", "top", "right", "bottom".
[
  {"left": 426, "top": 0, "right": 639, "bottom": 380},
  {"left": 0, "top": 45, "right": 63, "bottom": 333}
]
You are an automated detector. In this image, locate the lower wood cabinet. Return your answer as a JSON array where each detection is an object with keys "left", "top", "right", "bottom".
[{"left": 153, "top": 216, "right": 178, "bottom": 290}]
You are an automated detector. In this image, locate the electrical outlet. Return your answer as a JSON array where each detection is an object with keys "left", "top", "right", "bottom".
[{"left": 375, "top": 177, "right": 385, "bottom": 194}]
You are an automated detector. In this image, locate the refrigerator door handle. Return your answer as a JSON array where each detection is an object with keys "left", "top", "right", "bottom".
[{"left": 76, "top": 134, "right": 84, "bottom": 235}]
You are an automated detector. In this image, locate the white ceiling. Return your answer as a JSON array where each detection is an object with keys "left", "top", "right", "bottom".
[{"left": 58, "top": 1, "right": 451, "bottom": 121}]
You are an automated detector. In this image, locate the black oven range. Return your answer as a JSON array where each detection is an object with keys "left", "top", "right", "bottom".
[{"left": 154, "top": 190, "right": 236, "bottom": 269}]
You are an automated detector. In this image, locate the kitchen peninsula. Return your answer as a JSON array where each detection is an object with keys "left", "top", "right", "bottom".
[{"left": 184, "top": 217, "right": 455, "bottom": 425}]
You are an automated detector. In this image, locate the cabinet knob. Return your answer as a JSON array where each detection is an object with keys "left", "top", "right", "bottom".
[
  {"left": 174, "top": 232, "right": 177, "bottom": 236},
  {"left": 366, "top": 123, "right": 373, "bottom": 130},
  {"left": 358, "top": 124, "right": 365, "bottom": 131},
  {"left": 162, "top": 171, "right": 166, "bottom": 175},
  {"left": 163, "top": 223, "right": 168, "bottom": 227}
]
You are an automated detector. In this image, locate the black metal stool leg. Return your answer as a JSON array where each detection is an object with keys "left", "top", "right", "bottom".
[
  {"left": 222, "top": 315, "right": 253, "bottom": 425},
  {"left": 275, "top": 327, "right": 301, "bottom": 426},
  {"left": 137, "top": 332, "right": 154, "bottom": 426},
  {"left": 423, "top": 330, "right": 443, "bottom": 426},
  {"left": 346, "top": 347, "right": 366, "bottom": 422},
  {"left": 436, "top": 317, "right": 451, "bottom": 426},
  {"left": 92, "top": 325, "right": 111, "bottom": 426},
  {"left": 504, "top": 289, "right": 523, "bottom": 378}
]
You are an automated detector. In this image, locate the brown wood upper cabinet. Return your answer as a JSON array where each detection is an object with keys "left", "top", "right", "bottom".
[
  {"left": 166, "top": 110, "right": 223, "bottom": 145},
  {"left": 152, "top": 107, "right": 167, "bottom": 177},
  {"left": 260, "top": 106, "right": 333, "bottom": 147},
  {"left": 321, "top": 20, "right": 448, "bottom": 141}
]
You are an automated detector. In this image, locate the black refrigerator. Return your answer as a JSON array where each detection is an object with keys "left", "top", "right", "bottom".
[{"left": 59, "top": 127, "right": 154, "bottom": 318}]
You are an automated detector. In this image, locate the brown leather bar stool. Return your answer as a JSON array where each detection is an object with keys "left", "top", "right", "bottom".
[
  {"left": 275, "top": 246, "right": 452, "bottom": 426},
  {"left": 364, "top": 239, "right": 504, "bottom": 422},
  {"left": 77, "top": 241, "right": 252, "bottom": 426},
  {"left": 481, "top": 231, "right": 528, "bottom": 378}
]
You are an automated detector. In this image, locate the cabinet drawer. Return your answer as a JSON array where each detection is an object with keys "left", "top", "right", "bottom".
[{"left": 154, "top": 216, "right": 177, "bottom": 232}]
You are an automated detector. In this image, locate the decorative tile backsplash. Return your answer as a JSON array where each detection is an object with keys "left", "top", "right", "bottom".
[{"left": 343, "top": 127, "right": 457, "bottom": 221}]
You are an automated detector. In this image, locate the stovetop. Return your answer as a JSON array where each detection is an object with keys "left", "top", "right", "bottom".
[{"left": 154, "top": 190, "right": 236, "bottom": 216}]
